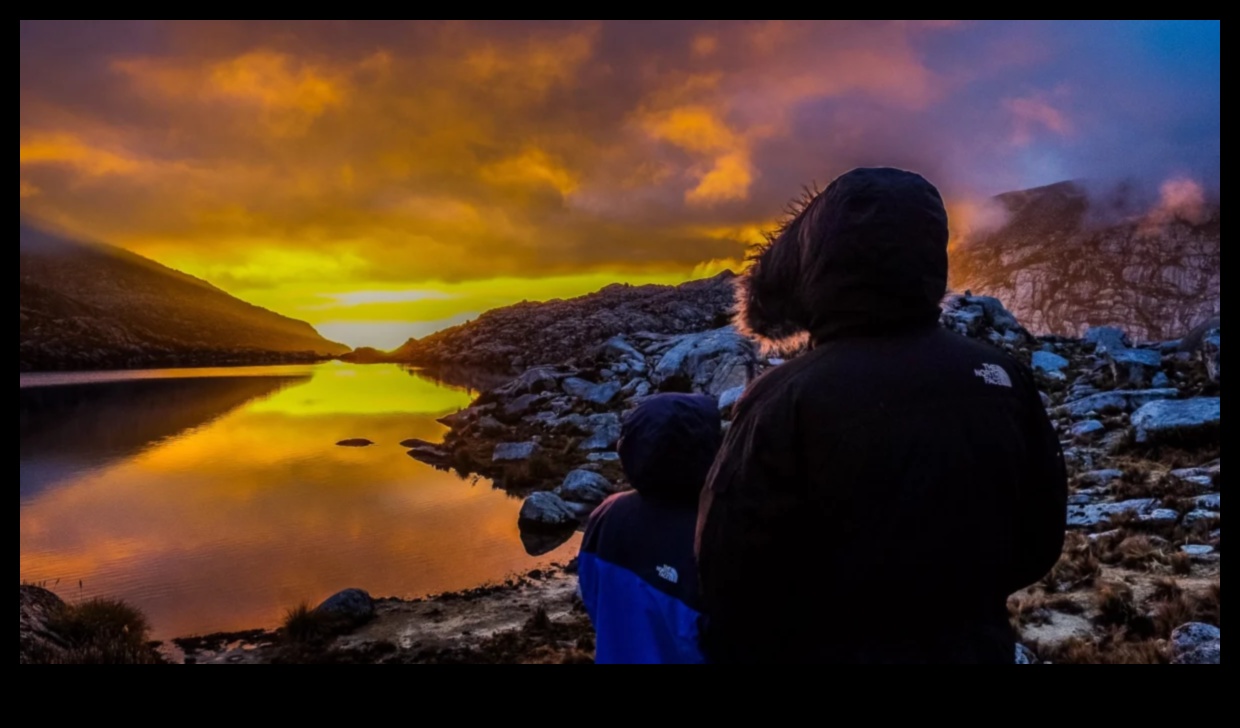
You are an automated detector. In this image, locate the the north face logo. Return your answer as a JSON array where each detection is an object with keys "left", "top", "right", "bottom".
[
  {"left": 656, "top": 565, "right": 679, "bottom": 584},
  {"left": 974, "top": 363, "right": 1013, "bottom": 387}
]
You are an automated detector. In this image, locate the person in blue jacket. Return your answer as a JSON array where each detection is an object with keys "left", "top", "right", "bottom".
[{"left": 577, "top": 393, "right": 723, "bottom": 664}]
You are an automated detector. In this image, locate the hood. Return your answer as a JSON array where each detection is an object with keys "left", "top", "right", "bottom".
[
  {"left": 618, "top": 393, "right": 722, "bottom": 503},
  {"left": 736, "top": 167, "right": 949, "bottom": 349}
]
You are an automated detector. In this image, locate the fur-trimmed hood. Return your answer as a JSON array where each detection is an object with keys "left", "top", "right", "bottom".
[{"left": 736, "top": 167, "right": 949, "bottom": 349}]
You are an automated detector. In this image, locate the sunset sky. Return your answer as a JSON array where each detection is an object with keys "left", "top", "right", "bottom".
[{"left": 19, "top": 21, "right": 1220, "bottom": 349}]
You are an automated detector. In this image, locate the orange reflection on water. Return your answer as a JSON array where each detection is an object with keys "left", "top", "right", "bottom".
[{"left": 19, "top": 363, "right": 581, "bottom": 638}]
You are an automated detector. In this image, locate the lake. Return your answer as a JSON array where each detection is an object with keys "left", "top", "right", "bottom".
[{"left": 19, "top": 362, "right": 581, "bottom": 639}]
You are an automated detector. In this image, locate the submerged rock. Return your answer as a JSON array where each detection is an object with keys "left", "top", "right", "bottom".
[
  {"left": 336, "top": 438, "right": 373, "bottom": 447},
  {"left": 314, "top": 588, "right": 374, "bottom": 625},
  {"left": 1170, "top": 622, "right": 1220, "bottom": 664},
  {"left": 1130, "top": 397, "right": 1221, "bottom": 444},
  {"left": 404, "top": 438, "right": 450, "bottom": 466},
  {"left": 518, "top": 492, "right": 577, "bottom": 529},
  {"left": 493, "top": 441, "right": 540, "bottom": 462}
]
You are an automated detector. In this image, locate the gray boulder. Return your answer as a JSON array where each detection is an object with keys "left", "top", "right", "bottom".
[
  {"left": 1195, "top": 493, "right": 1220, "bottom": 510},
  {"left": 1180, "top": 544, "right": 1215, "bottom": 556},
  {"left": 502, "top": 366, "right": 562, "bottom": 396},
  {"left": 600, "top": 335, "right": 648, "bottom": 374},
  {"left": 1170, "top": 622, "right": 1220, "bottom": 664},
  {"left": 578, "top": 413, "right": 622, "bottom": 451},
  {"left": 1182, "top": 509, "right": 1218, "bottom": 528},
  {"left": 1077, "top": 469, "right": 1124, "bottom": 487},
  {"left": 562, "top": 377, "right": 622, "bottom": 405},
  {"left": 1032, "top": 350, "right": 1070, "bottom": 374},
  {"left": 1056, "top": 388, "right": 1179, "bottom": 418},
  {"left": 493, "top": 441, "right": 540, "bottom": 462},
  {"left": 557, "top": 469, "right": 615, "bottom": 504},
  {"left": 1130, "top": 397, "right": 1220, "bottom": 444},
  {"left": 314, "top": 588, "right": 374, "bottom": 625},
  {"left": 518, "top": 492, "right": 577, "bottom": 529},
  {"left": 718, "top": 384, "right": 745, "bottom": 412},
  {"left": 1103, "top": 346, "right": 1163, "bottom": 387},
  {"left": 503, "top": 393, "right": 541, "bottom": 418},
  {"left": 651, "top": 326, "right": 756, "bottom": 396}
]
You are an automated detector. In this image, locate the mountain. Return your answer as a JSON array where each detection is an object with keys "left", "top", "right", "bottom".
[
  {"left": 389, "top": 272, "right": 737, "bottom": 373},
  {"left": 949, "top": 181, "right": 1220, "bottom": 341},
  {"left": 19, "top": 223, "right": 348, "bottom": 371}
]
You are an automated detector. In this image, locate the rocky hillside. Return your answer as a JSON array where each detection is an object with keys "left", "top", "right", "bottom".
[
  {"left": 19, "top": 223, "right": 349, "bottom": 371},
  {"left": 388, "top": 272, "right": 737, "bottom": 372},
  {"left": 950, "top": 181, "right": 1220, "bottom": 341},
  {"left": 406, "top": 294, "right": 1219, "bottom": 663}
]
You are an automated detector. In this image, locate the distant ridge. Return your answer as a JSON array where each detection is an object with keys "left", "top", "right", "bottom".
[{"left": 19, "top": 223, "right": 348, "bottom": 372}]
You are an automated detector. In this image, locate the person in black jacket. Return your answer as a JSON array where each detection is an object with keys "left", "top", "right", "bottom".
[{"left": 695, "top": 167, "right": 1067, "bottom": 664}]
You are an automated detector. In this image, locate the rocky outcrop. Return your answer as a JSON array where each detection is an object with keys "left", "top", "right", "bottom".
[
  {"left": 518, "top": 492, "right": 577, "bottom": 530},
  {"left": 387, "top": 272, "right": 738, "bottom": 373},
  {"left": 19, "top": 585, "right": 66, "bottom": 664},
  {"left": 950, "top": 181, "right": 1219, "bottom": 341},
  {"left": 19, "top": 223, "right": 348, "bottom": 372},
  {"left": 314, "top": 588, "right": 375, "bottom": 626}
]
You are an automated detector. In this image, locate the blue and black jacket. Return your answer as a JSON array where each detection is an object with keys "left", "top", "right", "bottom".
[{"left": 578, "top": 393, "right": 723, "bottom": 664}]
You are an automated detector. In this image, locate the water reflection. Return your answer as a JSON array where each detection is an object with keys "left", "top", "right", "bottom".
[{"left": 19, "top": 363, "right": 581, "bottom": 638}]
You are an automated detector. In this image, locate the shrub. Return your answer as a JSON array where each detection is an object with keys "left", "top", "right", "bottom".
[{"left": 44, "top": 598, "right": 158, "bottom": 664}]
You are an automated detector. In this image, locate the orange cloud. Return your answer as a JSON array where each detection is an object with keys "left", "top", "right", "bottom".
[{"left": 1004, "top": 92, "right": 1072, "bottom": 146}]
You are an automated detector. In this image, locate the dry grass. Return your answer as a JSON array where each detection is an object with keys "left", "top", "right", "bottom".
[
  {"left": 1041, "top": 533, "right": 1100, "bottom": 592},
  {"left": 281, "top": 601, "right": 345, "bottom": 644},
  {"left": 42, "top": 597, "right": 159, "bottom": 664}
]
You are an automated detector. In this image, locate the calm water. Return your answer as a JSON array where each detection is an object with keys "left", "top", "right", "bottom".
[{"left": 19, "top": 362, "right": 580, "bottom": 639}]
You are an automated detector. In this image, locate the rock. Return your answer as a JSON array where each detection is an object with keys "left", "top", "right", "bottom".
[
  {"left": 500, "top": 366, "right": 563, "bottom": 396},
  {"left": 557, "top": 469, "right": 614, "bottom": 504},
  {"left": 519, "top": 527, "right": 575, "bottom": 556},
  {"left": 1138, "top": 509, "right": 1180, "bottom": 526},
  {"left": 1130, "top": 397, "right": 1220, "bottom": 444},
  {"left": 1182, "top": 509, "right": 1218, "bottom": 528},
  {"left": 1084, "top": 326, "right": 1130, "bottom": 351},
  {"left": 1015, "top": 643, "right": 1039, "bottom": 665},
  {"left": 1056, "top": 388, "right": 1178, "bottom": 418},
  {"left": 1195, "top": 493, "right": 1220, "bottom": 510},
  {"left": 20, "top": 585, "right": 67, "bottom": 664},
  {"left": 587, "top": 452, "right": 620, "bottom": 462},
  {"left": 493, "top": 441, "right": 540, "bottom": 462},
  {"left": 518, "top": 492, "right": 577, "bottom": 529},
  {"left": 1151, "top": 371, "right": 1171, "bottom": 388},
  {"left": 718, "top": 385, "right": 745, "bottom": 412},
  {"left": 941, "top": 294, "right": 1026, "bottom": 339},
  {"left": 1170, "top": 622, "right": 1220, "bottom": 664},
  {"left": 578, "top": 413, "right": 622, "bottom": 451},
  {"left": 1102, "top": 346, "right": 1163, "bottom": 387},
  {"left": 1180, "top": 544, "right": 1215, "bottom": 556},
  {"left": 336, "top": 438, "right": 373, "bottom": 447},
  {"left": 477, "top": 415, "right": 505, "bottom": 434},
  {"left": 314, "top": 588, "right": 374, "bottom": 625},
  {"left": 1039, "top": 391, "right": 1053, "bottom": 409},
  {"left": 1202, "top": 329, "right": 1220, "bottom": 382},
  {"left": 1066, "top": 498, "right": 1159, "bottom": 529},
  {"left": 436, "top": 410, "right": 471, "bottom": 428},
  {"left": 562, "top": 377, "right": 622, "bottom": 405},
  {"left": 1077, "top": 469, "right": 1124, "bottom": 487},
  {"left": 600, "top": 335, "right": 648, "bottom": 374},
  {"left": 1170, "top": 467, "right": 1216, "bottom": 492},
  {"left": 503, "top": 393, "right": 541, "bottom": 418},
  {"left": 405, "top": 439, "right": 450, "bottom": 466},
  {"left": 1070, "top": 419, "right": 1105, "bottom": 441},
  {"left": 1032, "top": 350, "right": 1070, "bottom": 374},
  {"left": 651, "top": 326, "right": 756, "bottom": 395}
]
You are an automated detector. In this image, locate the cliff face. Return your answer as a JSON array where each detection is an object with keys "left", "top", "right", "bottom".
[
  {"left": 391, "top": 271, "right": 738, "bottom": 373},
  {"left": 19, "top": 224, "right": 349, "bottom": 371},
  {"left": 950, "top": 181, "right": 1220, "bottom": 341}
]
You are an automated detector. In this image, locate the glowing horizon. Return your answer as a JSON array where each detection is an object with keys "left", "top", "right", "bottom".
[{"left": 19, "top": 21, "right": 1220, "bottom": 348}]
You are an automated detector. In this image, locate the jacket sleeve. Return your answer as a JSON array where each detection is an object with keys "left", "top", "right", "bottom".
[{"left": 1008, "top": 364, "right": 1068, "bottom": 592}]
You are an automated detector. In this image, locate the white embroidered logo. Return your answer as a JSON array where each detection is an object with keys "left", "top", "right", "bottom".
[
  {"left": 974, "top": 363, "right": 1013, "bottom": 388},
  {"left": 656, "top": 565, "right": 679, "bottom": 584}
]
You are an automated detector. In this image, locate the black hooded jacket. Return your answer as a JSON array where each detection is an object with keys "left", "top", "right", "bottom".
[{"left": 695, "top": 168, "right": 1067, "bottom": 664}]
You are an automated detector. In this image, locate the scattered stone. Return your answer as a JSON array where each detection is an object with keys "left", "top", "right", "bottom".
[
  {"left": 1180, "top": 544, "right": 1215, "bottom": 556},
  {"left": 20, "top": 585, "right": 67, "bottom": 664},
  {"left": 562, "top": 377, "right": 621, "bottom": 405},
  {"left": 1015, "top": 643, "right": 1039, "bottom": 665},
  {"left": 1103, "top": 346, "right": 1163, "bottom": 387},
  {"left": 1137, "top": 509, "right": 1180, "bottom": 527},
  {"left": 503, "top": 393, "right": 541, "bottom": 418},
  {"left": 476, "top": 415, "right": 505, "bottom": 434},
  {"left": 578, "top": 413, "right": 622, "bottom": 451},
  {"left": 1194, "top": 493, "right": 1220, "bottom": 510},
  {"left": 1066, "top": 498, "right": 1159, "bottom": 529},
  {"left": 1131, "top": 397, "right": 1221, "bottom": 444},
  {"left": 556, "top": 470, "right": 614, "bottom": 504},
  {"left": 1151, "top": 371, "right": 1171, "bottom": 388},
  {"left": 1182, "top": 509, "right": 1218, "bottom": 528},
  {"left": 1170, "top": 622, "right": 1220, "bottom": 665},
  {"left": 718, "top": 385, "right": 745, "bottom": 412},
  {"left": 587, "top": 452, "right": 620, "bottom": 462},
  {"left": 650, "top": 326, "right": 756, "bottom": 395},
  {"left": 1056, "top": 388, "right": 1178, "bottom": 418},
  {"left": 336, "top": 438, "right": 373, "bottom": 447},
  {"left": 1077, "top": 469, "right": 1124, "bottom": 487},
  {"left": 1032, "top": 350, "right": 1070, "bottom": 374},
  {"left": 1070, "top": 420, "right": 1105, "bottom": 441},
  {"left": 1084, "top": 326, "right": 1130, "bottom": 351},
  {"left": 517, "top": 492, "right": 577, "bottom": 529},
  {"left": 493, "top": 441, "right": 540, "bottom": 462},
  {"left": 314, "top": 588, "right": 374, "bottom": 625}
]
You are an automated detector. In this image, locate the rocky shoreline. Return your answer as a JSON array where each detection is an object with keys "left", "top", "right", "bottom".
[{"left": 20, "top": 288, "right": 1221, "bottom": 663}]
